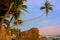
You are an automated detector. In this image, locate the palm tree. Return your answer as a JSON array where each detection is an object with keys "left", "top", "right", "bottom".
[
  {"left": 0, "top": 0, "right": 28, "bottom": 27},
  {"left": 0, "top": 0, "right": 28, "bottom": 40},
  {"left": 40, "top": 0, "right": 53, "bottom": 16},
  {"left": 8, "top": 0, "right": 28, "bottom": 26},
  {"left": 0, "top": 1, "right": 28, "bottom": 39}
]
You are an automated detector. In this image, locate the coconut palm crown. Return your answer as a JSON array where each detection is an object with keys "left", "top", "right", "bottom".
[{"left": 40, "top": 0, "right": 53, "bottom": 16}]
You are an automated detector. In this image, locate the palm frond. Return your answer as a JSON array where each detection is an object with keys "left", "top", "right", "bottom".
[
  {"left": 4, "top": 19, "right": 10, "bottom": 25},
  {"left": 21, "top": 5, "right": 27, "bottom": 9},
  {"left": 20, "top": 10, "right": 25, "bottom": 15},
  {"left": 13, "top": 21, "right": 18, "bottom": 25},
  {"left": 40, "top": 6, "right": 45, "bottom": 10},
  {"left": 14, "top": 13, "right": 20, "bottom": 20},
  {"left": 18, "top": 5, "right": 28, "bottom": 13},
  {"left": 17, "top": 20, "right": 23, "bottom": 25},
  {"left": 22, "top": 0, "right": 27, "bottom": 1},
  {"left": 49, "top": 7, "right": 53, "bottom": 10}
]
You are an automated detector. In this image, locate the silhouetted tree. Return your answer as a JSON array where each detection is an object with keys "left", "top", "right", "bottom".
[
  {"left": 40, "top": 0, "right": 53, "bottom": 16},
  {"left": 0, "top": 0, "right": 28, "bottom": 29}
]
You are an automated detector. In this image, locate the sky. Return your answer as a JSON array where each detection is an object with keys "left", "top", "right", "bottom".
[{"left": 17, "top": 0, "right": 60, "bottom": 35}]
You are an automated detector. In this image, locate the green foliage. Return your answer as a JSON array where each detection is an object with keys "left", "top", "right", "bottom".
[
  {"left": 11, "top": 28, "right": 20, "bottom": 35},
  {"left": 0, "top": 0, "right": 28, "bottom": 26},
  {"left": 22, "top": 5, "right": 27, "bottom": 8},
  {"left": 40, "top": 0, "right": 53, "bottom": 16},
  {"left": 4, "top": 2, "right": 9, "bottom": 7},
  {"left": 4, "top": 19, "right": 10, "bottom": 25},
  {"left": 49, "top": 7, "right": 53, "bottom": 10},
  {"left": 40, "top": 6, "right": 45, "bottom": 9}
]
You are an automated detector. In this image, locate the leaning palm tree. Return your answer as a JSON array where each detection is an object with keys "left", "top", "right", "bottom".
[
  {"left": 40, "top": 0, "right": 53, "bottom": 16},
  {"left": 19, "top": 0, "right": 53, "bottom": 22}
]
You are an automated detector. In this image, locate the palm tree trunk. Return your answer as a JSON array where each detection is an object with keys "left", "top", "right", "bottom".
[
  {"left": 0, "top": 2, "right": 14, "bottom": 40},
  {"left": 0, "top": 2, "right": 14, "bottom": 28},
  {"left": 23, "top": 13, "right": 45, "bottom": 22}
]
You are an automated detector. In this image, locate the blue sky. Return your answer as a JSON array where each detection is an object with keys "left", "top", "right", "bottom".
[{"left": 17, "top": 0, "right": 60, "bottom": 35}]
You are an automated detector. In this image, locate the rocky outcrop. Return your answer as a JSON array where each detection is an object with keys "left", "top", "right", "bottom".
[
  {"left": 0, "top": 25, "right": 11, "bottom": 40},
  {"left": 18, "top": 28, "right": 39, "bottom": 40}
]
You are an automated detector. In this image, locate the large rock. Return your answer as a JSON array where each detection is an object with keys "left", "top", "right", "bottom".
[
  {"left": 18, "top": 28, "right": 39, "bottom": 40},
  {"left": 0, "top": 25, "right": 11, "bottom": 40}
]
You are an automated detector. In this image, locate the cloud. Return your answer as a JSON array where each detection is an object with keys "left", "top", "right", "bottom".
[{"left": 39, "top": 24, "right": 60, "bottom": 35}]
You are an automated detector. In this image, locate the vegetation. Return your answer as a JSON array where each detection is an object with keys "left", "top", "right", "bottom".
[
  {"left": 0, "top": 0, "right": 53, "bottom": 40},
  {"left": 40, "top": 0, "right": 52, "bottom": 16},
  {"left": 0, "top": 0, "right": 28, "bottom": 40},
  {"left": 0, "top": 0, "right": 28, "bottom": 27}
]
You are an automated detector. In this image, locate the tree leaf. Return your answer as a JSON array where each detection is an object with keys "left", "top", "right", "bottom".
[
  {"left": 22, "top": 5, "right": 27, "bottom": 8},
  {"left": 17, "top": 20, "right": 23, "bottom": 25},
  {"left": 18, "top": 5, "right": 29, "bottom": 13},
  {"left": 40, "top": 6, "right": 45, "bottom": 9},
  {"left": 49, "top": 7, "right": 53, "bottom": 10},
  {"left": 4, "top": 19, "right": 10, "bottom": 25}
]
